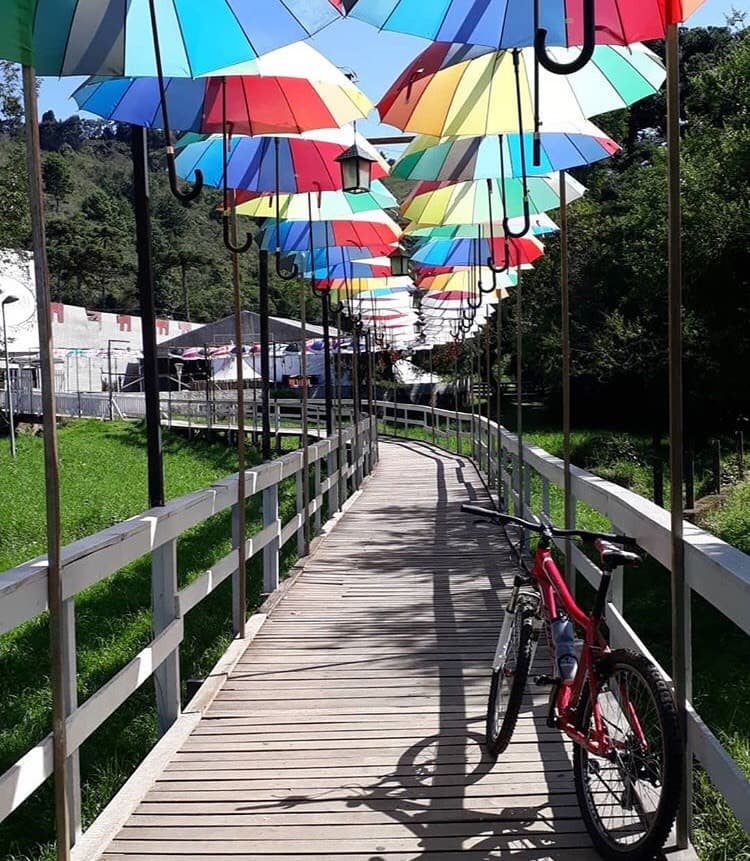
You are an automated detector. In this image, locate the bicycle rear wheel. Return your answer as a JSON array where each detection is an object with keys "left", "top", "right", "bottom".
[
  {"left": 573, "top": 650, "right": 682, "bottom": 860},
  {"left": 485, "top": 603, "right": 535, "bottom": 757}
]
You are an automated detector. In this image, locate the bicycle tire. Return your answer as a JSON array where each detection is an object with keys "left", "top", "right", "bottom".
[
  {"left": 485, "top": 604, "right": 535, "bottom": 757},
  {"left": 573, "top": 650, "right": 682, "bottom": 860}
]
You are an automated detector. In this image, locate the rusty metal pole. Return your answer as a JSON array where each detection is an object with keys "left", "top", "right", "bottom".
[
  {"left": 230, "top": 195, "right": 247, "bottom": 639},
  {"left": 667, "top": 23, "right": 691, "bottom": 848},
  {"left": 560, "top": 172, "right": 573, "bottom": 585},
  {"left": 300, "top": 279, "right": 310, "bottom": 550},
  {"left": 23, "top": 65, "right": 71, "bottom": 861},
  {"left": 497, "top": 299, "right": 503, "bottom": 500},
  {"left": 516, "top": 267, "right": 524, "bottom": 519}
]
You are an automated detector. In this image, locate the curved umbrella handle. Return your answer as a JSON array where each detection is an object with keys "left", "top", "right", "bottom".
[
  {"left": 502, "top": 204, "right": 531, "bottom": 240},
  {"left": 535, "top": 0, "right": 596, "bottom": 75},
  {"left": 275, "top": 251, "right": 300, "bottom": 282},
  {"left": 148, "top": 0, "right": 203, "bottom": 204},
  {"left": 167, "top": 150, "right": 204, "bottom": 203},
  {"left": 223, "top": 214, "right": 253, "bottom": 255}
]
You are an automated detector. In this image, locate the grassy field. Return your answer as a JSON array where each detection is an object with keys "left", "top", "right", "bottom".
[
  {"left": 0, "top": 420, "right": 303, "bottom": 861},
  {"left": 380, "top": 419, "right": 750, "bottom": 860}
]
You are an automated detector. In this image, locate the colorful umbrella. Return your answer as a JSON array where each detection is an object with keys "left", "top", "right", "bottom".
[
  {"left": 234, "top": 181, "right": 398, "bottom": 220},
  {"left": 407, "top": 216, "right": 557, "bottom": 240},
  {"left": 378, "top": 42, "right": 665, "bottom": 138},
  {"left": 343, "top": 1, "right": 705, "bottom": 50},
  {"left": 73, "top": 43, "right": 371, "bottom": 135},
  {"left": 419, "top": 270, "right": 518, "bottom": 293},
  {"left": 175, "top": 128, "right": 388, "bottom": 194},
  {"left": 393, "top": 125, "right": 619, "bottom": 183},
  {"left": 412, "top": 235, "right": 544, "bottom": 269},
  {"left": 257, "top": 215, "right": 402, "bottom": 253},
  {"left": 2, "top": 0, "right": 343, "bottom": 74},
  {"left": 402, "top": 174, "right": 585, "bottom": 226}
]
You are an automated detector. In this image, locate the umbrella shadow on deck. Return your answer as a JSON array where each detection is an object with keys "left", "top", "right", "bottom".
[{"left": 238, "top": 440, "right": 588, "bottom": 859}]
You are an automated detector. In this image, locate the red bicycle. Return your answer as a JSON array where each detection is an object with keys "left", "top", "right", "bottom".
[{"left": 462, "top": 504, "right": 682, "bottom": 861}]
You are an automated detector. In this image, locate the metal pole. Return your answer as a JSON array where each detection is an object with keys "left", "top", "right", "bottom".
[
  {"left": 321, "top": 292, "right": 334, "bottom": 437},
  {"left": 429, "top": 347, "right": 436, "bottom": 446},
  {"left": 131, "top": 125, "right": 165, "bottom": 508},
  {"left": 107, "top": 341, "right": 113, "bottom": 421},
  {"left": 666, "top": 23, "right": 690, "bottom": 847},
  {"left": 485, "top": 309, "right": 492, "bottom": 479},
  {"left": 300, "top": 281, "right": 310, "bottom": 550},
  {"left": 335, "top": 308, "right": 345, "bottom": 503},
  {"left": 560, "top": 171, "right": 574, "bottom": 584},
  {"left": 23, "top": 65, "right": 70, "bottom": 861},
  {"left": 2, "top": 300, "right": 17, "bottom": 458},
  {"left": 516, "top": 267, "right": 524, "bottom": 519},
  {"left": 259, "top": 250, "right": 272, "bottom": 461},
  {"left": 230, "top": 196, "right": 247, "bottom": 639},
  {"left": 496, "top": 302, "right": 503, "bottom": 500},
  {"left": 352, "top": 325, "right": 361, "bottom": 487}
]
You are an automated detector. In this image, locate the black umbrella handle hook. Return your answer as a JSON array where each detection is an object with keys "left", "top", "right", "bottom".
[
  {"left": 148, "top": 0, "right": 203, "bottom": 204},
  {"left": 275, "top": 252, "right": 300, "bottom": 281},
  {"left": 535, "top": 0, "right": 596, "bottom": 75}
]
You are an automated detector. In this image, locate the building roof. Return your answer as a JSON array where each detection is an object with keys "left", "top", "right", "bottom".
[{"left": 157, "top": 312, "right": 335, "bottom": 357}]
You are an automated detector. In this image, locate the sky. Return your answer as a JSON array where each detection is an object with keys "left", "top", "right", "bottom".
[{"left": 37, "top": 0, "right": 740, "bottom": 156}]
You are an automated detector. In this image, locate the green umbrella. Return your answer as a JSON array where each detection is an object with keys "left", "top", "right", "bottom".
[{"left": 0, "top": 1, "right": 32, "bottom": 65}]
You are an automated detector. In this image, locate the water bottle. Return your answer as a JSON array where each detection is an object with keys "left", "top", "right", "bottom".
[{"left": 551, "top": 616, "right": 578, "bottom": 685}]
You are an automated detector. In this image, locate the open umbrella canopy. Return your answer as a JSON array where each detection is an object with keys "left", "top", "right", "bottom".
[
  {"left": 379, "top": 42, "right": 666, "bottom": 137},
  {"left": 413, "top": 235, "right": 544, "bottom": 268},
  {"left": 73, "top": 43, "right": 371, "bottom": 135},
  {"left": 303, "top": 258, "right": 393, "bottom": 279},
  {"left": 175, "top": 128, "right": 388, "bottom": 194},
  {"left": 256, "top": 216, "right": 402, "bottom": 253},
  {"left": 418, "top": 269, "right": 518, "bottom": 293},
  {"left": 343, "top": 0, "right": 705, "bottom": 49},
  {"left": 328, "top": 278, "right": 416, "bottom": 297},
  {"left": 234, "top": 180, "right": 398, "bottom": 220},
  {"left": 393, "top": 125, "right": 619, "bottom": 182},
  {"left": 402, "top": 174, "right": 585, "bottom": 226},
  {"left": 0, "top": 0, "right": 343, "bottom": 74},
  {"left": 407, "top": 215, "right": 558, "bottom": 240}
]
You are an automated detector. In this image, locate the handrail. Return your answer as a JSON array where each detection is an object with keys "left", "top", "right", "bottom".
[
  {"left": 0, "top": 404, "right": 378, "bottom": 839},
  {"left": 373, "top": 398, "right": 750, "bottom": 837}
]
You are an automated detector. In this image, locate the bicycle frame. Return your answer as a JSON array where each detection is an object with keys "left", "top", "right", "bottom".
[{"left": 526, "top": 544, "right": 645, "bottom": 759}]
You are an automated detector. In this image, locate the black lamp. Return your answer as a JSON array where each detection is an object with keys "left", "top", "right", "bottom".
[
  {"left": 390, "top": 245, "right": 411, "bottom": 277},
  {"left": 334, "top": 142, "right": 377, "bottom": 194}
]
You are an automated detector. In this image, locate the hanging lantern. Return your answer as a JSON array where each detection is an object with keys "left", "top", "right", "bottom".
[
  {"left": 334, "top": 142, "right": 377, "bottom": 194},
  {"left": 390, "top": 245, "right": 411, "bottom": 277}
]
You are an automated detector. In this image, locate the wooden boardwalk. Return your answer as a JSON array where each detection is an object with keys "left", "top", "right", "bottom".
[{"left": 102, "top": 440, "right": 598, "bottom": 860}]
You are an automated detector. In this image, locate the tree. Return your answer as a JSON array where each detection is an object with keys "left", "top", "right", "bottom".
[
  {"left": 0, "top": 61, "right": 23, "bottom": 134},
  {"left": 43, "top": 152, "right": 74, "bottom": 210}
]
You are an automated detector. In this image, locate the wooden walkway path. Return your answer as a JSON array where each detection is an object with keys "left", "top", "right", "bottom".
[{"left": 101, "top": 440, "right": 598, "bottom": 860}]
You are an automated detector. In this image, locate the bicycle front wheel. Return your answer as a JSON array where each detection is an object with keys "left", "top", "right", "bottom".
[
  {"left": 573, "top": 650, "right": 682, "bottom": 860},
  {"left": 485, "top": 603, "right": 535, "bottom": 757}
]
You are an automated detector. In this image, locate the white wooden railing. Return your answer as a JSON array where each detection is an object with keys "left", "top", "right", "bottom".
[
  {"left": 0, "top": 405, "right": 378, "bottom": 849},
  {"left": 377, "top": 398, "right": 750, "bottom": 839}
]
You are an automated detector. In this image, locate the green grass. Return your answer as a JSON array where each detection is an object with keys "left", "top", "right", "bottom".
[{"left": 0, "top": 421, "right": 304, "bottom": 861}]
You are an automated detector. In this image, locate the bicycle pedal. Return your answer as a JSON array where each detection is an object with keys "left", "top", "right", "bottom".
[{"left": 534, "top": 674, "right": 555, "bottom": 686}]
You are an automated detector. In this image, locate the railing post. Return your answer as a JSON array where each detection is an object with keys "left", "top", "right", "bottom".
[
  {"left": 231, "top": 502, "right": 244, "bottom": 634},
  {"left": 541, "top": 477, "right": 550, "bottom": 517},
  {"left": 328, "top": 441, "right": 340, "bottom": 513},
  {"left": 296, "top": 465, "right": 305, "bottom": 558},
  {"left": 152, "top": 538, "right": 181, "bottom": 735},
  {"left": 62, "top": 598, "right": 82, "bottom": 845},
  {"left": 262, "top": 481, "right": 280, "bottom": 594},
  {"left": 314, "top": 453, "right": 322, "bottom": 534}
]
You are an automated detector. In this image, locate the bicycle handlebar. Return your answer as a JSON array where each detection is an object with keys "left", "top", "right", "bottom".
[{"left": 460, "top": 503, "right": 636, "bottom": 547}]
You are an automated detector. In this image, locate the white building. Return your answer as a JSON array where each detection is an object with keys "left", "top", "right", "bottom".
[{"left": 1, "top": 249, "right": 204, "bottom": 393}]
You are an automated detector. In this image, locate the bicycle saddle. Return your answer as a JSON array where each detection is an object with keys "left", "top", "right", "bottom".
[{"left": 595, "top": 540, "right": 641, "bottom": 571}]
